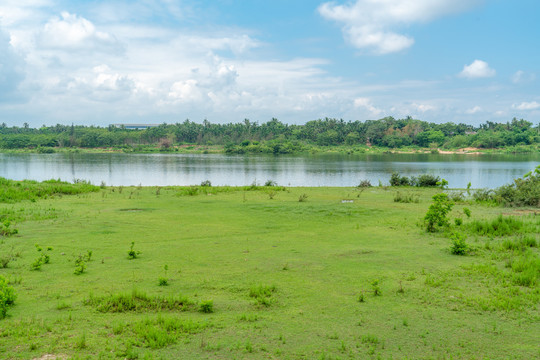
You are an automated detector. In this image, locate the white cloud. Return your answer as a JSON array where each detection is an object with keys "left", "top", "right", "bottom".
[
  {"left": 465, "top": 105, "right": 482, "bottom": 114},
  {"left": 459, "top": 60, "right": 495, "bottom": 79},
  {"left": 39, "top": 12, "right": 122, "bottom": 53},
  {"left": 353, "top": 97, "right": 383, "bottom": 116},
  {"left": 512, "top": 70, "right": 536, "bottom": 84},
  {"left": 319, "top": 0, "right": 481, "bottom": 54},
  {"left": 512, "top": 101, "right": 540, "bottom": 111},
  {"left": 0, "top": 27, "right": 25, "bottom": 102}
]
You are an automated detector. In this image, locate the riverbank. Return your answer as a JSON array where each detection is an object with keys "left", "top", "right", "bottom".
[
  {"left": 0, "top": 143, "right": 538, "bottom": 155},
  {"left": 0, "top": 185, "right": 538, "bottom": 359}
]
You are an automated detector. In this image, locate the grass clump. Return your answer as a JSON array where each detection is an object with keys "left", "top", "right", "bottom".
[
  {"left": 468, "top": 215, "right": 525, "bottom": 237},
  {"left": 85, "top": 289, "right": 193, "bottom": 313},
  {"left": 249, "top": 285, "right": 276, "bottom": 306},
  {"left": 127, "top": 241, "right": 141, "bottom": 259},
  {"left": 393, "top": 191, "right": 419, "bottom": 203},
  {"left": 132, "top": 316, "right": 207, "bottom": 349},
  {"left": 0, "top": 177, "right": 99, "bottom": 203}
]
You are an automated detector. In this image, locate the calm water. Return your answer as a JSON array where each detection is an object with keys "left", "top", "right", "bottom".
[{"left": 0, "top": 152, "right": 538, "bottom": 188}]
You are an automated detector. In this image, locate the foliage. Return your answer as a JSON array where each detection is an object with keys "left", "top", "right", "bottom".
[
  {"left": 450, "top": 232, "right": 468, "bottom": 255},
  {"left": 199, "top": 300, "right": 214, "bottom": 313},
  {"left": 0, "top": 275, "right": 16, "bottom": 319},
  {"left": 468, "top": 215, "right": 526, "bottom": 237},
  {"left": 357, "top": 179, "right": 372, "bottom": 188},
  {"left": 424, "top": 193, "right": 454, "bottom": 232},
  {"left": 0, "top": 177, "right": 99, "bottom": 203},
  {"left": 393, "top": 191, "right": 419, "bottom": 203},
  {"left": 1, "top": 117, "right": 537, "bottom": 151},
  {"left": 0, "top": 219, "right": 18, "bottom": 237},
  {"left": 493, "top": 165, "right": 540, "bottom": 207}
]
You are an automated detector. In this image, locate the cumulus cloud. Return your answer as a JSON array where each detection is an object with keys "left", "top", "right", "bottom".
[
  {"left": 0, "top": 27, "right": 25, "bottom": 102},
  {"left": 512, "top": 101, "right": 540, "bottom": 111},
  {"left": 319, "top": 0, "right": 481, "bottom": 54},
  {"left": 459, "top": 60, "right": 495, "bottom": 79},
  {"left": 39, "top": 12, "right": 122, "bottom": 53}
]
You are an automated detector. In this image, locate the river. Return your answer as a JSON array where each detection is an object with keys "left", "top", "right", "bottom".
[{"left": 0, "top": 152, "right": 538, "bottom": 188}]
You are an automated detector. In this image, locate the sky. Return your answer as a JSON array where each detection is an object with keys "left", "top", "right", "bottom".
[{"left": 0, "top": 0, "right": 539, "bottom": 127}]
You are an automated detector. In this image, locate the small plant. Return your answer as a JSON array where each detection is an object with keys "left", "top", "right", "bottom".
[
  {"left": 298, "top": 193, "right": 308, "bottom": 202},
  {"left": 200, "top": 180, "right": 212, "bottom": 187},
  {"left": 371, "top": 280, "right": 382, "bottom": 296},
  {"left": 394, "top": 191, "right": 419, "bottom": 203},
  {"left": 128, "top": 242, "right": 141, "bottom": 260},
  {"left": 450, "top": 232, "right": 468, "bottom": 255},
  {"left": 0, "top": 220, "right": 18, "bottom": 237},
  {"left": 158, "top": 264, "right": 169, "bottom": 286},
  {"left": 436, "top": 178, "right": 449, "bottom": 189},
  {"left": 397, "top": 281, "right": 404, "bottom": 294},
  {"left": 454, "top": 218, "right": 463, "bottom": 226},
  {"left": 74, "top": 255, "right": 86, "bottom": 275},
  {"left": 155, "top": 186, "right": 162, "bottom": 195},
  {"left": 199, "top": 300, "right": 214, "bottom": 313},
  {"left": 357, "top": 292, "right": 365, "bottom": 303},
  {"left": 0, "top": 275, "right": 17, "bottom": 319},
  {"left": 424, "top": 193, "right": 454, "bottom": 232},
  {"left": 264, "top": 180, "right": 277, "bottom": 187},
  {"left": 75, "top": 332, "right": 87, "bottom": 350},
  {"left": 267, "top": 190, "right": 277, "bottom": 200},
  {"left": 463, "top": 207, "right": 471, "bottom": 218}
]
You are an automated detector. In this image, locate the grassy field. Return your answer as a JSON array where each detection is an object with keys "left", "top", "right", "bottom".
[{"left": 0, "top": 184, "right": 539, "bottom": 359}]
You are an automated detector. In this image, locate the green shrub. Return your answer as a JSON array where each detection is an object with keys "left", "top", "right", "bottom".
[
  {"left": 357, "top": 180, "right": 372, "bottom": 188},
  {"left": 0, "top": 275, "right": 16, "bottom": 319},
  {"left": 158, "top": 277, "right": 168, "bottom": 286},
  {"left": 494, "top": 165, "right": 540, "bottom": 207},
  {"left": 450, "top": 233, "right": 468, "bottom": 255},
  {"left": 298, "top": 194, "right": 308, "bottom": 202},
  {"left": 463, "top": 207, "right": 471, "bottom": 218},
  {"left": 0, "top": 220, "right": 18, "bottom": 237},
  {"left": 454, "top": 218, "right": 463, "bottom": 226},
  {"left": 390, "top": 173, "right": 410, "bottom": 186},
  {"left": 424, "top": 193, "right": 454, "bottom": 232},
  {"left": 199, "top": 300, "right": 214, "bottom": 313}
]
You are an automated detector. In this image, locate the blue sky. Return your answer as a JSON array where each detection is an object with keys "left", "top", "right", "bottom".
[{"left": 0, "top": 0, "right": 539, "bottom": 127}]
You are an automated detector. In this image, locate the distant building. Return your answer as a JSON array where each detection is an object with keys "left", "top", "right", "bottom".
[{"left": 112, "top": 124, "right": 159, "bottom": 130}]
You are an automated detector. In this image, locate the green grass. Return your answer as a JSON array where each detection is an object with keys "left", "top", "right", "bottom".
[{"left": 0, "top": 185, "right": 538, "bottom": 359}]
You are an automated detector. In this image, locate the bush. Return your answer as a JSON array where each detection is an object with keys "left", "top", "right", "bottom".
[
  {"left": 424, "top": 193, "right": 454, "bottom": 232},
  {"left": 357, "top": 180, "right": 372, "bottom": 188},
  {"left": 450, "top": 233, "right": 468, "bottom": 255},
  {"left": 249, "top": 285, "right": 276, "bottom": 306},
  {"left": 494, "top": 165, "right": 540, "bottom": 207},
  {"left": 128, "top": 242, "right": 141, "bottom": 260},
  {"left": 390, "top": 173, "right": 410, "bottom": 186},
  {"left": 0, "top": 275, "right": 16, "bottom": 319},
  {"left": 414, "top": 174, "right": 440, "bottom": 187},
  {"left": 199, "top": 300, "right": 214, "bottom": 313}
]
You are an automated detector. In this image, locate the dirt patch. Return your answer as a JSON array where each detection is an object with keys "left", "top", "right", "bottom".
[{"left": 33, "top": 355, "right": 67, "bottom": 360}]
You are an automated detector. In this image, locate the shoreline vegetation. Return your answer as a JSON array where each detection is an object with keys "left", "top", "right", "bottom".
[
  {"left": 0, "top": 171, "right": 538, "bottom": 359},
  {"left": 0, "top": 117, "right": 538, "bottom": 155}
]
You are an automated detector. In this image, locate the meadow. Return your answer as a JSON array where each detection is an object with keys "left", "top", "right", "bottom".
[{"left": 0, "top": 181, "right": 539, "bottom": 359}]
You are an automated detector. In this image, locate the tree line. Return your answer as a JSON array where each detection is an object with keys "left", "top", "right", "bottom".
[{"left": 0, "top": 117, "right": 538, "bottom": 153}]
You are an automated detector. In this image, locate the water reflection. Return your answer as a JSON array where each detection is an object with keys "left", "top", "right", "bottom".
[{"left": 0, "top": 152, "right": 538, "bottom": 188}]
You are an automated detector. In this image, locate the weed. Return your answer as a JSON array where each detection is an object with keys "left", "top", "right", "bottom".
[
  {"left": 249, "top": 284, "right": 276, "bottom": 306},
  {"left": 454, "top": 218, "right": 463, "bottom": 226},
  {"left": 358, "top": 293, "right": 365, "bottom": 303},
  {"left": 56, "top": 301, "right": 71, "bottom": 310},
  {"left": 463, "top": 207, "right": 471, "bottom": 218},
  {"left": 298, "top": 193, "right": 308, "bottom": 202},
  {"left": 200, "top": 180, "right": 212, "bottom": 187},
  {"left": 267, "top": 190, "right": 277, "bottom": 199},
  {"left": 264, "top": 180, "right": 277, "bottom": 187},
  {"left": 357, "top": 180, "right": 372, "bottom": 188},
  {"left": 199, "top": 300, "right": 214, "bottom": 313},
  {"left": 75, "top": 332, "right": 87, "bottom": 349},
  {"left": 85, "top": 289, "right": 193, "bottom": 313},
  {"left": 468, "top": 215, "right": 525, "bottom": 237},
  {"left": 393, "top": 191, "right": 419, "bottom": 203},
  {"left": 158, "top": 277, "right": 168, "bottom": 286},
  {"left": 128, "top": 241, "right": 141, "bottom": 259},
  {"left": 74, "top": 254, "right": 87, "bottom": 275},
  {"left": 371, "top": 280, "right": 382, "bottom": 296},
  {"left": 0, "top": 275, "right": 17, "bottom": 318},
  {"left": 397, "top": 281, "right": 404, "bottom": 294},
  {"left": 0, "top": 219, "right": 18, "bottom": 237}
]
